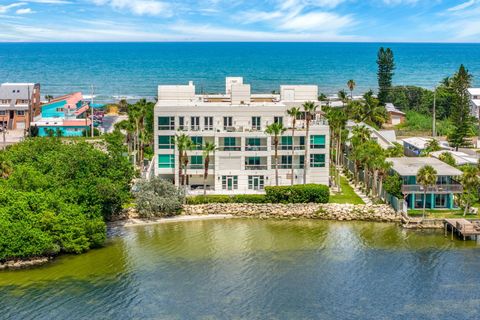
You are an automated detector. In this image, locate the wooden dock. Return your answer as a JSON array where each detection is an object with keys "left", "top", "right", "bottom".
[{"left": 444, "top": 219, "right": 480, "bottom": 240}]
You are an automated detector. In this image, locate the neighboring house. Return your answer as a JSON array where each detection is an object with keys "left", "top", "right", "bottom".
[
  {"left": 387, "top": 157, "right": 463, "bottom": 210},
  {"left": 468, "top": 88, "right": 480, "bottom": 119},
  {"left": 154, "top": 77, "right": 330, "bottom": 194},
  {"left": 430, "top": 150, "right": 478, "bottom": 166},
  {"left": 385, "top": 103, "right": 405, "bottom": 125},
  {"left": 31, "top": 92, "right": 91, "bottom": 137},
  {"left": 346, "top": 120, "right": 397, "bottom": 150},
  {"left": 403, "top": 137, "right": 452, "bottom": 157},
  {"left": 0, "top": 83, "right": 41, "bottom": 130}
]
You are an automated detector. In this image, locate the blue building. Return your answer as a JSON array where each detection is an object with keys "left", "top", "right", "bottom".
[
  {"left": 31, "top": 92, "right": 92, "bottom": 137},
  {"left": 387, "top": 157, "right": 463, "bottom": 210}
]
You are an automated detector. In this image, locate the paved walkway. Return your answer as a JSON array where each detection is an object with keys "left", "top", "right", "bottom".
[{"left": 340, "top": 173, "right": 372, "bottom": 205}]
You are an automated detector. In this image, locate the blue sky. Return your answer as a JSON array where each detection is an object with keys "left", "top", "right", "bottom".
[{"left": 0, "top": 0, "right": 480, "bottom": 42}]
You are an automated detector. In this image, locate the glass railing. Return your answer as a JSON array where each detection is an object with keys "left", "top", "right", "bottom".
[
  {"left": 245, "top": 165, "right": 268, "bottom": 170},
  {"left": 245, "top": 146, "right": 268, "bottom": 151},
  {"left": 273, "top": 164, "right": 305, "bottom": 169},
  {"left": 218, "top": 146, "right": 242, "bottom": 151}
]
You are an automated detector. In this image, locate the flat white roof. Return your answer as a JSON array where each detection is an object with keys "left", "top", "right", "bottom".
[
  {"left": 402, "top": 137, "right": 452, "bottom": 150},
  {"left": 468, "top": 88, "right": 480, "bottom": 95},
  {"left": 386, "top": 157, "right": 463, "bottom": 176},
  {"left": 429, "top": 150, "right": 478, "bottom": 166}
]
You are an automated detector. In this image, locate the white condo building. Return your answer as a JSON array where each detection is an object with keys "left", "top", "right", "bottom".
[
  {"left": 153, "top": 77, "right": 330, "bottom": 194},
  {"left": 469, "top": 88, "right": 480, "bottom": 119}
]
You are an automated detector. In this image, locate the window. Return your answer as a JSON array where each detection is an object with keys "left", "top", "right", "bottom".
[
  {"left": 56, "top": 108, "right": 64, "bottom": 112},
  {"left": 191, "top": 116, "right": 200, "bottom": 131},
  {"left": 191, "top": 136, "right": 203, "bottom": 150},
  {"left": 178, "top": 116, "right": 185, "bottom": 130},
  {"left": 158, "top": 154, "right": 174, "bottom": 168},
  {"left": 204, "top": 116, "right": 213, "bottom": 130},
  {"left": 190, "top": 155, "right": 203, "bottom": 169},
  {"left": 252, "top": 116, "right": 261, "bottom": 130},
  {"left": 222, "top": 137, "right": 239, "bottom": 151},
  {"left": 435, "top": 194, "right": 448, "bottom": 208},
  {"left": 246, "top": 156, "right": 260, "bottom": 165},
  {"left": 281, "top": 136, "right": 292, "bottom": 150},
  {"left": 246, "top": 137, "right": 261, "bottom": 151},
  {"left": 222, "top": 175, "right": 238, "bottom": 190},
  {"left": 0, "top": 111, "right": 5, "bottom": 116},
  {"left": 299, "top": 155, "right": 305, "bottom": 169},
  {"left": 0, "top": 99, "right": 10, "bottom": 104},
  {"left": 310, "top": 154, "right": 326, "bottom": 167},
  {"left": 274, "top": 116, "right": 283, "bottom": 125},
  {"left": 158, "top": 135, "right": 174, "bottom": 149},
  {"left": 158, "top": 116, "right": 174, "bottom": 130},
  {"left": 248, "top": 176, "right": 265, "bottom": 190},
  {"left": 310, "top": 135, "right": 326, "bottom": 149},
  {"left": 16, "top": 110, "right": 25, "bottom": 116},
  {"left": 278, "top": 155, "right": 292, "bottom": 169},
  {"left": 223, "top": 116, "right": 233, "bottom": 130}
]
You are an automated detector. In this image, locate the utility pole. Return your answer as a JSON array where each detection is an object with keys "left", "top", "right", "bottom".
[
  {"left": 90, "top": 85, "right": 95, "bottom": 137},
  {"left": 432, "top": 86, "right": 436, "bottom": 137}
]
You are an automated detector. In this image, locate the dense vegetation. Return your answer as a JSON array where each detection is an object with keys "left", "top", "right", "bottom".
[
  {"left": 134, "top": 177, "right": 185, "bottom": 217},
  {"left": 265, "top": 184, "right": 330, "bottom": 204},
  {"left": 0, "top": 133, "right": 134, "bottom": 262}
]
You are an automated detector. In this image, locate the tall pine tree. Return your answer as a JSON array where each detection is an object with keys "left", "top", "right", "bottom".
[
  {"left": 448, "top": 64, "right": 473, "bottom": 150},
  {"left": 376, "top": 47, "right": 395, "bottom": 105}
]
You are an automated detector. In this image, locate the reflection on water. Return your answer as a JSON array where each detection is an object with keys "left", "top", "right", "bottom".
[{"left": 2, "top": 219, "right": 480, "bottom": 319}]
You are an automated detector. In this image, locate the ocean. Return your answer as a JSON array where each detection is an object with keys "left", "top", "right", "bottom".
[{"left": 0, "top": 42, "right": 479, "bottom": 102}]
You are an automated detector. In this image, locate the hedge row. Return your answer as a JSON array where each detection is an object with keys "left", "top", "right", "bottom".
[
  {"left": 265, "top": 184, "right": 329, "bottom": 204},
  {"left": 186, "top": 194, "right": 267, "bottom": 204},
  {"left": 186, "top": 184, "right": 329, "bottom": 205}
]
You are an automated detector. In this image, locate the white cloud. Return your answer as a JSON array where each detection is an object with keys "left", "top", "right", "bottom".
[
  {"left": 279, "top": 11, "right": 353, "bottom": 31},
  {"left": 0, "top": 3, "right": 26, "bottom": 14},
  {"left": 23, "top": 0, "right": 72, "bottom": 3},
  {"left": 447, "top": 0, "right": 479, "bottom": 11},
  {"left": 91, "top": 0, "right": 171, "bottom": 16},
  {"left": 16, "top": 8, "right": 35, "bottom": 14}
]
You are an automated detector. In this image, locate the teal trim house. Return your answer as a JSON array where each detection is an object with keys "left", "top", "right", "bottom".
[
  {"left": 31, "top": 92, "right": 91, "bottom": 137},
  {"left": 387, "top": 157, "right": 463, "bottom": 210}
]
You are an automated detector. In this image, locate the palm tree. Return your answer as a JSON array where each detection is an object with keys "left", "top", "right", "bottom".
[
  {"left": 302, "top": 101, "right": 318, "bottom": 184},
  {"left": 347, "top": 80, "right": 356, "bottom": 99},
  {"left": 202, "top": 141, "right": 216, "bottom": 196},
  {"left": 350, "top": 125, "right": 371, "bottom": 185},
  {"left": 416, "top": 165, "right": 437, "bottom": 218},
  {"left": 337, "top": 89, "right": 348, "bottom": 107},
  {"left": 287, "top": 106, "right": 301, "bottom": 185},
  {"left": 182, "top": 138, "right": 195, "bottom": 189},
  {"left": 326, "top": 107, "right": 347, "bottom": 192},
  {"left": 460, "top": 166, "right": 480, "bottom": 216},
  {"left": 385, "top": 142, "right": 404, "bottom": 157},
  {"left": 423, "top": 139, "right": 441, "bottom": 156},
  {"left": 175, "top": 133, "right": 191, "bottom": 187},
  {"left": 439, "top": 152, "right": 456, "bottom": 167},
  {"left": 44, "top": 95, "right": 53, "bottom": 102},
  {"left": 265, "top": 122, "right": 286, "bottom": 186}
]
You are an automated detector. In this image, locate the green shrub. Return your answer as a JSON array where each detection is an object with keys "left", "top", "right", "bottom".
[
  {"left": 265, "top": 184, "right": 329, "bottom": 203},
  {"left": 134, "top": 177, "right": 185, "bottom": 217},
  {"left": 231, "top": 194, "right": 266, "bottom": 203},
  {"left": 186, "top": 195, "right": 232, "bottom": 204}
]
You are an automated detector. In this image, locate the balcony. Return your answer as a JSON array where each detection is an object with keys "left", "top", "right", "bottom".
[
  {"left": 245, "top": 165, "right": 268, "bottom": 170},
  {"left": 245, "top": 145, "right": 268, "bottom": 151},
  {"left": 275, "top": 145, "right": 305, "bottom": 151},
  {"left": 218, "top": 146, "right": 242, "bottom": 151},
  {"left": 186, "top": 164, "right": 215, "bottom": 170},
  {"left": 274, "top": 164, "right": 305, "bottom": 169},
  {"left": 401, "top": 184, "right": 463, "bottom": 194},
  {"left": 190, "top": 125, "right": 201, "bottom": 131}
]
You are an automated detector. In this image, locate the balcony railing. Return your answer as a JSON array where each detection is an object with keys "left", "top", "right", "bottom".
[
  {"left": 245, "top": 146, "right": 268, "bottom": 151},
  {"left": 274, "top": 145, "right": 305, "bottom": 151},
  {"left": 273, "top": 164, "right": 305, "bottom": 169},
  {"left": 186, "top": 164, "right": 215, "bottom": 170},
  {"left": 218, "top": 146, "right": 242, "bottom": 151},
  {"left": 190, "top": 125, "right": 201, "bottom": 131},
  {"left": 158, "top": 125, "right": 175, "bottom": 130},
  {"left": 245, "top": 164, "right": 268, "bottom": 170},
  {"left": 401, "top": 184, "right": 463, "bottom": 194}
]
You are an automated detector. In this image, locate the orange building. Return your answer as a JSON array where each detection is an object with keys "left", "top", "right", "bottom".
[{"left": 0, "top": 83, "right": 41, "bottom": 131}]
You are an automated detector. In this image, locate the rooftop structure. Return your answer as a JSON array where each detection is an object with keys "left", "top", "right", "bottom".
[
  {"left": 385, "top": 103, "right": 405, "bottom": 125},
  {"left": 430, "top": 150, "right": 478, "bottom": 166},
  {"left": 402, "top": 137, "right": 452, "bottom": 157},
  {"left": 387, "top": 157, "right": 462, "bottom": 210},
  {"left": 0, "top": 82, "right": 41, "bottom": 130},
  {"left": 154, "top": 77, "right": 329, "bottom": 194},
  {"left": 468, "top": 88, "right": 480, "bottom": 119},
  {"left": 31, "top": 92, "right": 92, "bottom": 137},
  {"left": 346, "top": 121, "right": 397, "bottom": 149}
]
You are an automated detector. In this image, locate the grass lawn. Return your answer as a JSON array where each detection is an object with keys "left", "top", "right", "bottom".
[
  {"left": 329, "top": 176, "right": 365, "bottom": 205},
  {"left": 408, "top": 209, "right": 478, "bottom": 219}
]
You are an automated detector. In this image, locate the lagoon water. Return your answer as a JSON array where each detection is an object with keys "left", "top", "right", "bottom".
[
  {"left": 0, "top": 42, "right": 480, "bottom": 102},
  {"left": 2, "top": 219, "right": 480, "bottom": 319}
]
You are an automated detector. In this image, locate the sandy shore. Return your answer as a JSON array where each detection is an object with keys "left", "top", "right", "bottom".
[{"left": 110, "top": 214, "right": 234, "bottom": 228}]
